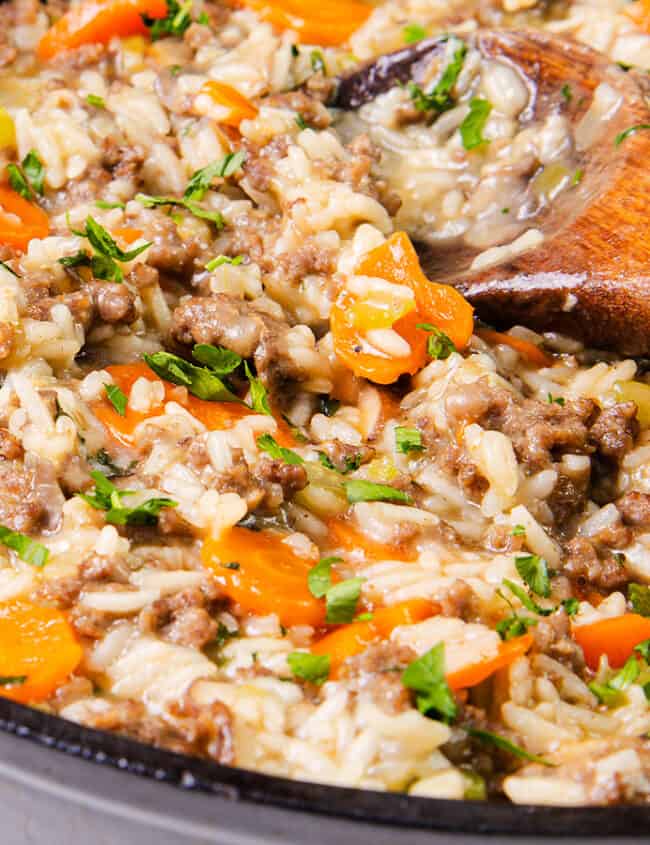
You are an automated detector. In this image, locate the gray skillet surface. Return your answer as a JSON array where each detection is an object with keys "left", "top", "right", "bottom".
[{"left": 1, "top": 700, "right": 649, "bottom": 842}]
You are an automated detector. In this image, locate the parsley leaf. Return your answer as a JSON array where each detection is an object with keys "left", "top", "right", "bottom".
[
  {"left": 205, "top": 254, "right": 243, "bottom": 271},
  {"left": 7, "top": 149, "right": 45, "bottom": 200},
  {"left": 589, "top": 682, "right": 623, "bottom": 708},
  {"left": 86, "top": 94, "right": 105, "bottom": 108},
  {"left": 0, "top": 675, "right": 27, "bottom": 687},
  {"left": 511, "top": 524, "right": 526, "bottom": 537},
  {"left": 514, "top": 554, "right": 550, "bottom": 598},
  {"left": 0, "top": 261, "right": 19, "bottom": 278},
  {"left": 408, "top": 38, "right": 467, "bottom": 113},
  {"left": 325, "top": 577, "right": 364, "bottom": 623},
  {"left": 467, "top": 728, "right": 554, "bottom": 766},
  {"left": 144, "top": 351, "right": 240, "bottom": 402},
  {"left": 500, "top": 578, "right": 552, "bottom": 616},
  {"left": 79, "top": 470, "right": 177, "bottom": 526},
  {"left": 416, "top": 323, "right": 456, "bottom": 359},
  {"left": 547, "top": 393, "right": 565, "bottom": 406},
  {"left": 562, "top": 597, "right": 580, "bottom": 617},
  {"left": 403, "top": 23, "right": 427, "bottom": 43},
  {"left": 615, "top": 124, "right": 650, "bottom": 147},
  {"left": 95, "top": 200, "right": 125, "bottom": 210},
  {"left": 344, "top": 479, "right": 412, "bottom": 505},
  {"left": 395, "top": 426, "right": 424, "bottom": 454},
  {"left": 256, "top": 433, "right": 304, "bottom": 465},
  {"left": 287, "top": 652, "right": 330, "bottom": 685},
  {"left": 496, "top": 614, "right": 537, "bottom": 641},
  {"left": 310, "top": 50, "right": 326, "bottom": 74},
  {"left": 307, "top": 556, "right": 339, "bottom": 598},
  {"left": 459, "top": 98, "right": 492, "bottom": 150},
  {"left": 63, "top": 216, "right": 151, "bottom": 283},
  {"left": 135, "top": 193, "right": 225, "bottom": 229},
  {"left": 561, "top": 83, "right": 572, "bottom": 103},
  {"left": 635, "top": 639, "right": 650, "bottom": 662},
  {"left": 184, "top": 151, "right": 246, "bottom": 201},
  {"left": 402, "top": 643, "right": 457, "bottom": 723},
  {"left": 244, "top": 362, "right": 271, "bottom": 415},
  {"left": 191, "top": 343, "right": 241, "bottom": 374},
  {"left": 629, "top": 583, "right": 650, "bottom": 617},
  {"left": 105, "top": 384, "right": 127, "bottom": 416},
  {"left": 0, "top": 525, "right": 49, "bottom": 568},
  {"left": 142, "top": 0, "right": 192, "bottom": 40},
  {"left": 295, "top": 113, "right": 308, "bottom": 130}
]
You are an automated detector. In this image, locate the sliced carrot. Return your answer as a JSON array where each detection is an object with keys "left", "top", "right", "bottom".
[
  {"left": 37, "top": 0, "right": 168, "bottom": 61},
  {"left": 331, "top": 289, "right": 428, "bottom": 385},
  {"left": 0, "top": 187, "right": 49, "bottom": 250},
  {"left": 312, "top": 599, "right": 439, "bottom": 678},
  {"left": 112, "top": 227, "right": 144, "bottom": 245},
  {"left": 236, "top": 0, "right": 371, "bottom": 46},
  {"left": 626, "top": 0, "right": 650, "bottom": 31},
  {"left": 355, "top": 231, "right": 474, "bottom": 351},
  {"left": 196, "top": 81, "right": 258, "bottom": 127},
  {"left": 476, "top": 328, "right": 553, "bottom": 368},
  {"left": 0, "top": 601, "right": 82, "bottom": 704},
  {"left": 326, "top": 517, "right": 417, "bottom": 562},
  {"left": 203, "top": 526, "right": 325, "bottom": 627},
  {"left": 446, "top": 634, "right": 534, "bottom": 690},
  {"left": 94, "top": 362, "right": 295, "bottom": 448},
  {"left": 573, "top": 614, "right": 650, "bottom": 670}
]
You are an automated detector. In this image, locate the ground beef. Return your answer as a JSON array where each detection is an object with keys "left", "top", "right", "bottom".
[
  {"left": 257, "top": 458, "right": 308, "bottom": 500},
  {"left": 589, "top": 403, "right": 639, "bottom": 463},
  {"left": 618, "top": 491, "right": 650, "bottom": 527},
  {"left": 91, "top": 281, "right": 138, "bottom": 324},
  {"left": 304, "top": 71, "right": 337, "bottom": 103},
  {"left": 0, "top": 322, "right": 13, "bottom": 358},
  {"left": 79, "top": 553, "right": 132, "bottom": 583},
  {"left": 169, "top": 294, "right": 302, "bottom": 390},
  {"left": 0, "top": 460, "right": 50, "bottom": 533},
  {"left": 547, "top": 472, "right": 589, "bottom": 525},
  {"left": 102, "top": 139, "right": 145, "bottom": 182},
  {"left": 265, "top": 91, "right": 331, "bottom": 129},
  {"left": 139, "top": 584, "right": 223, "bottom": 649},
  {"left": 438, "top": 579, "right": 476, "bottom": 620},
  {"left": 339, "top": 642, "right": 417, "bottom": 715},
  {"left": 76, "top": 694, "right": 234, "bottom": 764},
  {"left": 0, "top": 427, "right": 22, "bottom": 460},
  {"left": 145, "top": 212, "right": 200, "bottom": 277},
  {"left": 273, "top": 237, "right": 336, "bottom": 284},
  {"left": 32, "top": 576, "right": 82, "bottom": 610},
  {"left": 68, "top": 605, "right": 115, "bottom": 639},
  {"left": 50, "top": 42, "right": 106, "bottom": 71},
  {"left": 126, "top": 263, "right": 159, "bottom": 289},
  {"left": 531, "top": 608, "right": 585, "bottom": 672},
  {"left": 243, "top": 134, "right": 290, "bottom": 193},
  {"left": 28, "top": 290, "right": 95, "bottom": 329},
  {"left": 561, "top": 536, "right": 628, "bottom": 593}
]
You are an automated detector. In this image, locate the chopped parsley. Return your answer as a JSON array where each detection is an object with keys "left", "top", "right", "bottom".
[
  {"left": 395, "top": 426, "right": 424, "bottom": 454},
  {"left": 142, "top": 0, "right": 192, "bottom": 40},
  {"left": 403, "top": 23, "right": 427, "bottom": 43},
  {"left": 78, "top": 470, "right": 177, "bottom": 526},
  {"left": 60, "top": 216, "right": 151, "bottom": 283},
  {"left": 629, "top": 583, "right": 650, "bottom": 617},
  {"left": 561, "top": 83, "right": 573, "bottom": 103},
  {"left": 310, "top": 50, "right": 326, "bottom": 74},
  {"left": 561, "top": 597, "right": 580, "bottom": 617},
  {"left": 635, "top": 639, "right": 650, "bottom": 662},
  {"left": 459, "top": 97, "right": 492, "bottom": 150},
  {"left": 572, "top": 168, "right": 584, "bottom": 186},
  {"left": 307, "top": 556, "right": 340, "bottom": 599},
  {"left": 511, "top": 524, "right": 526, "bottom": 537},
  {"left": 615, "top": 124, "right": 650, "bottom": 147},
  {"left": 197, "top": 10, "right": 210, "bottom": 25},
  {"left": 496, "top": 613, "right": 537, "bottom": 641},
  {"left": 205, "top": 254, "right": 243, "bottom": 271},
  {"left": 295, "top": 113, "right": 308, "bottom": 130},
  {"left": 256, "top": 433, "right": 304, "bottom": 465},
  {"left": 7, "top": 149, "right": 45, "bottom": 200},
  {"left": 408, "top": 38, "right": 467, "bottom": 113},
  {"left": 144, "top": 350, "right": 239, "bottom": 402},
  {"left": 86, "top": 94, "right": 105, "bottom": 108},
  {"left": 191, "top": 343, "right": 242, "bottom": 374},
  {"left": 95, "top": 200, "right": 126, "bottom": 210},
  {"left": 318, "top": 451, "right": 361, "bottom": 474},
  {"left": 416, "top": 323, "right": 456, "bottom": 359},
  {"left": 325, "top": 577, "right": 365, "bottom": 624},
  {"left": 499, "top": 578, "right": 552, "bottom": 616},
  {"left": 287, "top": 652, "right": 330, "bottom": 685},
  {"left": 105, "top": 384, "right": 127, "bottom": 416},
  {"left": 515, "top": 553, "right": 550, "bottom": 598},
  {"left": 590, "top": 653, "right": 642, "bottom": 707},
  {"left": 547, "top": 393, "right": 565, "bottom": 406},
  {"left": 244, "top": 362, "right": 271, "bottom": 415},
  {"left": 467, "top": 728, "right": 554, "bottom": 766},
  {"left": 0, "top": 675, "right": 27, "bottom": 687},
  {"left": 184, "top": 151, "right": 246, "bottom": 201},
  {"left": 0, "top": 261, "right": 19, "bottom": 278},
  {"left": 135, "top": 192, "right": 225, "bottom": 229},
  {"left": 0, "top": 525, "right": 49, "bottom": 568},
  {"left": 343, "top": 479, "right": 412, "bottom": 505},
  {"left": 402, "top": 643, "right": 457, "bottom": 723}
]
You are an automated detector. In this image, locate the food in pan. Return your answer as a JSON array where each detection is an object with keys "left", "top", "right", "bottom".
[{"left": 1, "top": 0, "right": 650, "bottom": 807}]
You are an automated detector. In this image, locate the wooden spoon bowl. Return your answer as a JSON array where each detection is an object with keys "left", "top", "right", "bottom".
[{"left": 335, "top": 30, "right": 650, "bottom": 356}]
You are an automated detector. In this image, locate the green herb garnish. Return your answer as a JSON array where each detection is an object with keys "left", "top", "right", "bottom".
[
  {"left": 244, "top": 362, "right": 271, "bottom": 415},
  {"left": 325, "top": 577, "right": 365, "bottom": 624},
  {"left": 86, "top": 94, "right": 105, "bottom": 108},
  {"left": 144, "top": 350, "right": 240, "bottom": 402},
  {"left": 287, "top": 652, "right": 330, "bottom": 685},
  {"left": 402, "top": 643, "right": 457, "bottom": 723},
  {"left": 142, "top": 0, "right": 192, "bottom": 40},
  {"left": 416, "top": 323, "right": 456, "bottom": 359},
  {"left": 205, "top": 254, "right": 243, "bottom": 271},
  {"left": 408, "top": 38, "right": 467, "bottom": 113},
  {"left": 395, "top": 426, "right": 424, "bottom": 454},
  {"left": 403, "top": 23, "right": 427, "bottom": 43},
  {"left": 615, "top": 124, "right": 650, "bottom": 147},
  {"left": 7, "top": 149, "right": 45, "bottom": 200},
  {"left": 515, "top": 554, "right": 550, "bottom": 598},
  {"left": 459, "top": 98, "right": 492, "bottom": 150},
  {"left": 0, "top": 525, "right": 49, "bottom": 568},
  {"left": 629, "top": 583, "right": 650, "bottom": 617},
  {"left": 78, "top": 470, "right": 177, "bottom": 526},
  {"left": 184, "top": 151, "right": 246, "bottom": 201},
  {"left": 467, "top": 727, "right": 554, "bottom": 766},
  {"left": 344, "top": 479, "right": 412, "bottom": 505},
  {"left": 105, "top": 384, "right": 127, "bottom": 416},
  {"left": 256, "top": 433, "right": 304, "bottom": 466}
]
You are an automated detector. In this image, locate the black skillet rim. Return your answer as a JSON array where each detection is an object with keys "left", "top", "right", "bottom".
[{"left": 0, "top": 697, "right": 647, "bottom": 836}]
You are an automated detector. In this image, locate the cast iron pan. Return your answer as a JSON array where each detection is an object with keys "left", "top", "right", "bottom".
[{"left": 0, "top": 697, "right": 648, "bottom": 837}]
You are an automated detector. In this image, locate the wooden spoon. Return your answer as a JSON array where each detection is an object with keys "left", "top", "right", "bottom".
[{"left": 334, "top": 30, "right": 650, "bottom": 357}]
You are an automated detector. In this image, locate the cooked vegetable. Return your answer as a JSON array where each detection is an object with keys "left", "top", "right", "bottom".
[
  {"left": 467, "top": 728, "right": 554, "bottom": 766},
  {"left": 573, "top": 614, "right": 650, "bottom": 669},
  {"left": 476, "top": 329, "right": 553, "bottom": 367},
  {"left": 0, "top": 601, "right": 82, "bottom": 703},
  {"left": 237, "top": 0, "right": 372, "bottom": 46},
  {"left": 344, "top": 478, "right": 412, "bottom": 505},
  {"left": 515, "top": 554, "right": 550, "bottom": 598},
  {"left": 287, "top": 652, "right": 331, "bottom": 685},
  {"left": 142, "top": 0, "right": 192, "bottom": 40},
  {"left": 402, "top": 642, "right": 457, "bottom": 722},
  {"left": 629, "top": 583, "right": 650, "bottom": 617},
  {"left": 204, "top": 527, "right": 326, "bottom": 626},
  {"left": 37, "top": 0, "right": 168, "bottom": 60},
  {"left": 0, "top": 526, "right": 48, "bottom": 568},
  {"left": 62, "top": 216, "right": 150, "bottom": 283},
  {"left": 196, "top": 81, "right": 258, "bottom": 127},
  {"left": 395, "top": 426, "right": 424, "bottom": 454},
  {"left": 7, "top": 150, "right": 45, "bottom": 200},
  {"left": 446, "top": 634, "right": 534, "bottom": 690},
  {"left": 184, "top": 151, "right": 246, "bottom": 202},
  {"left": 144, "top": 351, "right": 240, "bottom": 402},
  {"left": 326, "top": 517, "right": 417, "bottom": 562},
  {"left": 79, "top": 470, "right": 177, "bottom": 525},
  {"left": 614, "top": 381, "right": 650, "bottom": 428},
  {"left": 307, "top": 556, "right": 340, "bottom": 599},
  {"left": 459, "top": 98, "right": 492, "bottom": 150},
  {"left": 0, "top": 186, "right": 49, "bottom": 249}
]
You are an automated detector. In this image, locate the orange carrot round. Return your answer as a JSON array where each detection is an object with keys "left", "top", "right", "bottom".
[
  {"left": 0, "top": 187, "right": 49, "bottom": 250},
  {"left": 476, "top": 328, "right": 553, "bottom": 368},
  {"left": 237, "top": 0, "right": 371, "bottom": 46},
  {"left": 331, "top": 290, "right": 428, "bottom": 385},
  {"left": 312, "top": 599, "right": 438, "bottom": 678},
  {"left": 0, "top": 601, "right": 83, "bottom": 704},
  {"left": 355, "top": 231, "right": 474, "bottom": 351},
  {"left": 573, "top": 614, "right": 650, "bottom": 670},
  {"left": 446, "top": 634, "right": 534, "bottom": 690},
  {"left": 197, "top": 81, "right": 258, "bottom": 127},
  {"left": 203, "top": 527, "right": 325, "bottom": 627},
  {"left": 37, "top": 0, "right": 168, "bottom": 61},
  {"left": 326, "top": 517, "right": 417, "bottom": 562}
]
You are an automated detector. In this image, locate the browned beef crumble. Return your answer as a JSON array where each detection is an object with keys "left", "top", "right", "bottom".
[
  {"left": 264, "top": 91, "right": 332, "bottom": 129},
  {"left": 0, "top": 322, "right": 14, "bottom": 358},
  {"left": 339, "top": 642, "right": 417, "bottom": 715},
  {"left": 139, "top": 583, "right": 224, "bottom": 649},
  {"left": 531, "top": 607, "right": 585, "bottom": 672},
  {"left": 0, "top": 427, "right": 23, "bottom": 460},
  {"left": 561, "top": 536, "right": 628, "bottom": 593},
  {"left": 617, "top": 491, "right": 650, "bottom": 527},
  {"left": 0, "top": 459, "right": 53, "bottom": 533},
  {"left": 589, "top": 402, "right": 639, "bottom": 463}
]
